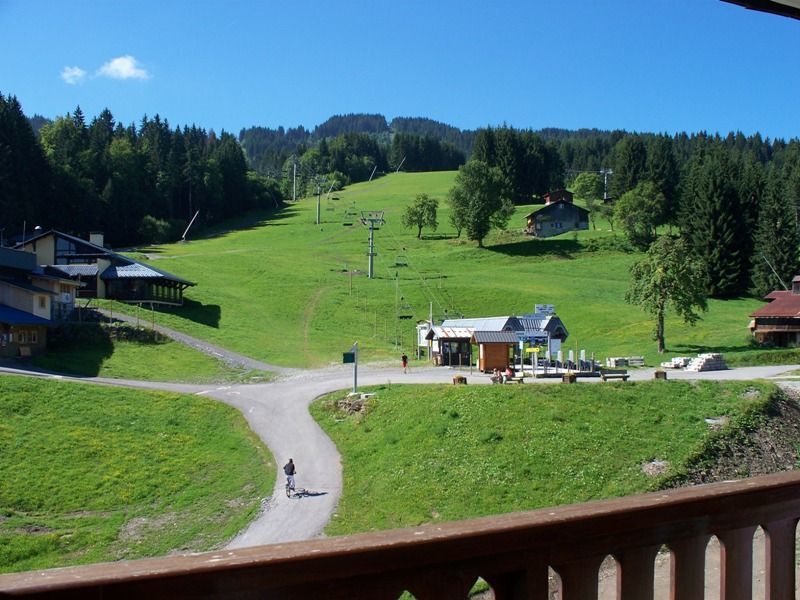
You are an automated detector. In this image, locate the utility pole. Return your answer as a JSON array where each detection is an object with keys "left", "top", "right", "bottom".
[
  {"left": 600, "top": 167, "right": 613, "bottom": 201},
  {"left": 360, "top": 211, "right": 385, "bottom": 279},
  {"left": 292, "top": 156, "right": 297, "bottom": 202},
  {"left": 315, "top": 176, "right": 324, "bottom": 225}
]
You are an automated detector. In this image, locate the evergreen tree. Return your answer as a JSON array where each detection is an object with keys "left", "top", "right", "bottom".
[
  {"left": 682, "top": 145, "right": 744, "bottom": 298},
  {"left": 610, "top": 136, "right": 647, "bottom": 198},
  {"left": 645, "top": 135, "right": 678, "bottom": 225},
  {"left": 751, "top": 169, "right": 800, "bottom": 296},
  {"left": 0, "top": 92, "right": 52, "bottom": 232}
]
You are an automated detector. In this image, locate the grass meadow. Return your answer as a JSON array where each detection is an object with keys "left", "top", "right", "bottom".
[
  {"left": 311, "top": 380, "right": 776, "bottom": 535},
  {"left": 109, "top": 170, "right": 775, "bottom": 370},
  {"left": 0, "top": 376, "right": 273, "bottom": 573},
  {"left": 31, "top": 324, "right": 271, "bottom": 383}
]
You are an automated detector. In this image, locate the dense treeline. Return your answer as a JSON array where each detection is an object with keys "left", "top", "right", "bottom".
[
  {"left": 0, "top": 92, "right": 280, "bottom": 247},
  {"left": 238, "top": 125, "right": 309, "bottom": 177},
  {"left": 390, "top": 117, "right": 475, "bottom": 156},
  {"left": 471, "top": 127, "right": 564, "bottom": 203},
  {"left": 564, "top": 129, "right": 800, "bottom": 298},
  {"left": 314, "top": 113, "right": 389, "bottom": 138},
  {"left": 5, "top": 97, "right": 799, "bottom": 297}
]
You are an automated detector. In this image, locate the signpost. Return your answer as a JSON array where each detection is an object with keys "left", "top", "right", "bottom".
[{"left": 343, "top": 341, "right": 358, "bottom": 393}]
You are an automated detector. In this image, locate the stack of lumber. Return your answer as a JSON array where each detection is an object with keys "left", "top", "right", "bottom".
[{"left": 684, "top": 353, "right": 727, "bottom": 372}]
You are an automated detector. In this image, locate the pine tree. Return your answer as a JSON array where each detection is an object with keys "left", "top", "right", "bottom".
[
  {"left": 682, "top": 145, "right": 744, "bottom": 298},
  {"left": 751, "top": 169, "right": 800, "bottom": 296}
]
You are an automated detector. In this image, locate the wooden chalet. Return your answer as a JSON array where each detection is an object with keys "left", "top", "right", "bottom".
[
  {"left": 525, "top": 200, "right": 589, "bottom": 238},
  {"left": 17, "top": 230, "right": 195, "bottom": 306},
  {"left": 749, "top": 275, "right": 800, "bottom": 346}
]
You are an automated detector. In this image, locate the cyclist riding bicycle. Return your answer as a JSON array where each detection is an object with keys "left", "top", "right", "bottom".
[{"left": 283, "top": 458, "right": 296, "bottom": 495}]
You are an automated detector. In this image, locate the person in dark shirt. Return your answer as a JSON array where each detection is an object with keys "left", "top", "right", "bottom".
[
  {"left": 401, "top": 353, "right": 408, "bottom": 373},
  {"left": 284, "top": 458, "right": 296, "bottom": 493}
]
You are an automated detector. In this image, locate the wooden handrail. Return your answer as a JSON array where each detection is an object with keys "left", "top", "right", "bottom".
[{"left": 2, "top": 471, "right": 799, "bottom": 598}]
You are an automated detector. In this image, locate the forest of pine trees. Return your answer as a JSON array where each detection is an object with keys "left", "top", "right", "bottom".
[
  {"left": 2, "top": 98, "right": 799, "bottom": 298},
  {"left": 0, "top": 92, "right": 281, "bottom": 247}
]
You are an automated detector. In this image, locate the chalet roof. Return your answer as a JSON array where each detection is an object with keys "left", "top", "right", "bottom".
[
  {"left": 441, "top": 316, "right": 520, "bottom": 331},
  {"left": 426, "top": 326, "right": 474, "bottom": 341},
  {"left": 102, "top": 263, "right": 178, "bottom": 281},
  {"left": 0, "top": 278, "right": 56, "bottom": 295},
  {"left": 0, "top": 247, "right": 36, "bottom": 271},
  {"left": 46, "top": 264, "right": 99, "bottom": 278},
  {"left": 471, "top": 330, "right": 519, "bottom": 344},
  {"left": 17, "top": 230, "right": 195, "bottom": 287},
  {"left": 0, "top": 304, "right": 52, "bottom": 326},
  {"left": 525, "top": 200, "right": 590, "bottom": 219},
  {"left": 750, "top": 291, "right": 800, "bottom": 318}
]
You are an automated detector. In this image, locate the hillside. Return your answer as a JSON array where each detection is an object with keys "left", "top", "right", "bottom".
[
  {"left": 127, "top": 171, "right": 769, "bottom": 370},
  {"left": 311, "top": 380, "right": 786, "bottom": 535}
]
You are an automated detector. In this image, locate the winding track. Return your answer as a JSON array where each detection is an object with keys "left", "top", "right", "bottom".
[{"left": 2, "top": 324, "right": 797, "bottom": 549}]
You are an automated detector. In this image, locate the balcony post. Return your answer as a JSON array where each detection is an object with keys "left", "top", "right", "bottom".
[
  {"left": 406, "top": 569, "right": 474, "bottom": 600},
  {"left": 483, "top": 559, "right": 550, "bottom": 600},
  {"left": 669, "top": 535, "right": 709, "bottom": 600},
  {"left": 717, "top": 526, "right": 757, "bottom": 600},
  {"left": 762, "top": 518, "right": 798, "bottom": 600},
  {"left": 615, "top": 544, "right": 660, "bottom": 600},
  {"left": 552, "top": 555, "right": 605, "bottom": 600}
]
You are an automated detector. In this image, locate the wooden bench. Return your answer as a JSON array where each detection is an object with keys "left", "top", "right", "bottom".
[
  {"left": 505, "top": 376, "right": 524, "bottom": 384},
  {"left": 600, "top": 370, "right": 629, "bottom": 382}
]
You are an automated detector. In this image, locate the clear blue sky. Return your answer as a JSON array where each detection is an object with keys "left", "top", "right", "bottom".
[{"left": 2, "top": 0, "right": 799, "bottom": 139}]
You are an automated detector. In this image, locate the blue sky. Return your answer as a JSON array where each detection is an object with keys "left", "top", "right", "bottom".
[{"left": 2, "top": 0, "right": 799, "bottom": 139}]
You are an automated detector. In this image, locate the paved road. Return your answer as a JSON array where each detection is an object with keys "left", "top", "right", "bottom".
[{"left": 3, "top": 357, "right": 797, "bottom": 551}]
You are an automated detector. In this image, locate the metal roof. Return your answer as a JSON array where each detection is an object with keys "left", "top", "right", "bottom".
[
  {"left": 441, "top": 316, "right": 519, "bottom": 331},
  {"left": 0, "top": 278, "right": 56, "bottom": 295},
  {"left": 0, "top": 247, "right": 36, "bottom": 271},
  {"left": 101, "top": 263, "right": 164, "bottom": 280},
  {"left": 46, "top": 264, "right": 98, "bottom": 278},
  {"left": 751, "top": 291, "right": 800, "bottom": 318},
  {"left": 18, "top": 230, "right": 195, "bottom": 287},
  {"left": 0, "top": 304, "right": 52, "bottom": 326},
  {"left": 472, "top": 330, "right": 518, "bottom": 343},
  {"left": 426, "top": 326, "right": 474, "bottom": 340}
]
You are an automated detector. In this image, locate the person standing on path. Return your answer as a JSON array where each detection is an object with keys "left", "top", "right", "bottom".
[
  {"left": 283, "top": 458, "right": 296, "bottom": 492},
  {"left": 401, "top": 353, "right": 408, "bottom": 373}
]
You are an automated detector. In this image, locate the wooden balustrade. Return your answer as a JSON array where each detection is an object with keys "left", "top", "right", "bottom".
[{"left": 2, "top": 471, "right": 799, "bottom": 599}]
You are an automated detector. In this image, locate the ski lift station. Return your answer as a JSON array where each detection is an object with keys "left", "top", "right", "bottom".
[{"left": 417, "top": 305, "right": 569, "bottom": 371}]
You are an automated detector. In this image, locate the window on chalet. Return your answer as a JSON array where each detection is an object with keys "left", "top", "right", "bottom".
[
  {"left": 38, "top": 296, "right": 46, "bottom": 309},
  {"left": 55, "top": 237, "right": 77, "bottom": 264}
]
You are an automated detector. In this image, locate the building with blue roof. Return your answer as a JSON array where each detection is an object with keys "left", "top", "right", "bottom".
[{"left": 0, "top": 246, "right": 81, "bottom": 357}]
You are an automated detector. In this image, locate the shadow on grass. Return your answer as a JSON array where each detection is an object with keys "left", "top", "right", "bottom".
[
  {"left": 487, "top": 238, "right": 581, "bottom": 259},
  {"left": 137, "top": 206, "right": 300, "bottom": 253},
  {"left": 32, "top": 325, "right": 114, "bottom": 377},
  {"left": 159, "top": 299, "right": 222, "bottom": 329},
  {"left": 421, "top": 233, "right": 459, "bottom": 240},
  {"left": 671, "top": 343, "right": 759, "bottom": 355}
]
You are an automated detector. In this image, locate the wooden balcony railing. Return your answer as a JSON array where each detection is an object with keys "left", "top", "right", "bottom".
[{"left": 2, "top": 471, "right": 799, "bottom": 599}]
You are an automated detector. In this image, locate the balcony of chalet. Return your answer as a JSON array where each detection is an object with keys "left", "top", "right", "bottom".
[{"left": 1, "top": 471, "right": 799, "bottom": 599}]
